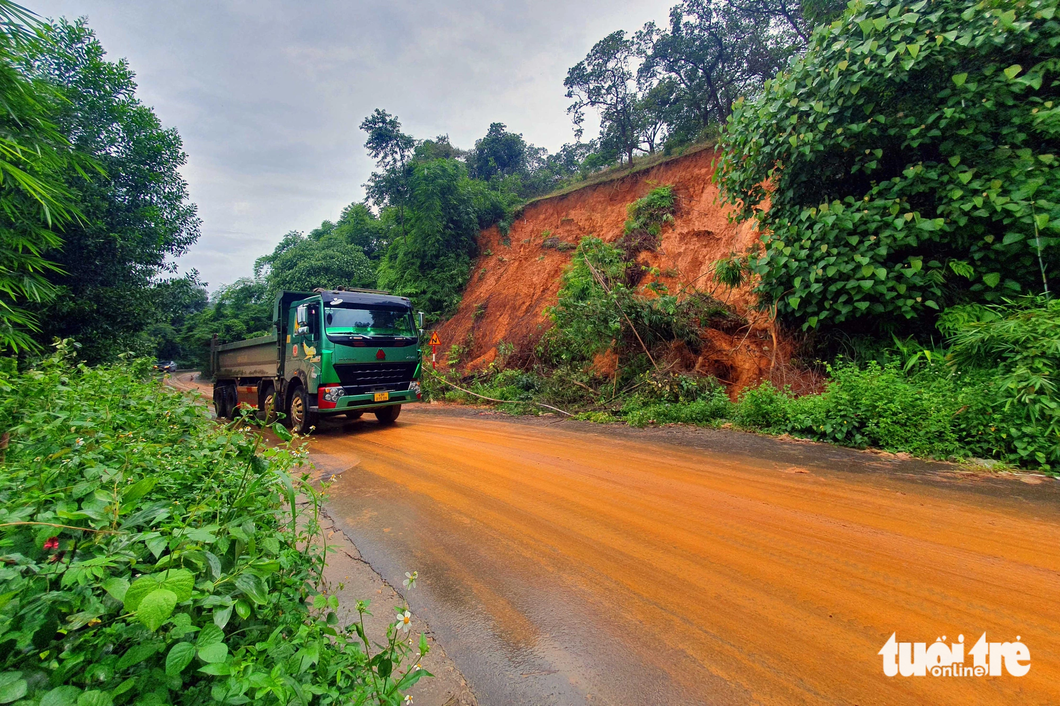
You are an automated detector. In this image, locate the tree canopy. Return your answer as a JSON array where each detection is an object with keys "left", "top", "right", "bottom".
[{"left": 25, "top": 18, "right": 200, "bottom": 362}]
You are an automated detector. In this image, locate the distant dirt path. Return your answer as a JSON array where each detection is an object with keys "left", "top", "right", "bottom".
[{"left": 310, "top": 405, "right": 1060, "bottom": 705}]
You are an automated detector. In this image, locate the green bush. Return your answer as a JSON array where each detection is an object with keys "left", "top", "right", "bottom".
[
  {"left": 940, "top": 297, "right": 1060, "bottom": 467},
  {"left": 0, "top": 345, "right": 427, "bottom": 704},
  {"left": 717, "top": 0, "right": 1060, "bottom": 333}
]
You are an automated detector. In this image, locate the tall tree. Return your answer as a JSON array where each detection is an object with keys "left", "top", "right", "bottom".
[
  {"left": 467, "top": 123, "right": 528, "bottom": 181},
  {"left": 361, "top": 109, "right": 415, "bottom": 241},
  {"left": 636, "top": 0, "right": 801, "bottom": 142},
  {"left": 26, "top": 18, "right": 200, "bottom": 362},
  {"left": 0, "top": 2, "right": 85, "bottom": 352},
  {"left": 565, "top": 31, "right": 647, "bottom": 167},
  {"left": 254, "top": 229, "right": 375, "bottom": 297}
]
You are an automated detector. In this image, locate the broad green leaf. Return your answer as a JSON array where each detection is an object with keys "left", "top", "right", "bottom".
[
  {"left": 197, "top": 663, "right": 232, "bottom": 676},
  {"left": 102, "top": 577, "right": 129, "bottom": 602},
  {"left": 235, "top": 573, "right": 269, "bottom": 605},
  {"left": 166, "top": 642, "right": 196, "bottom": 676},
  {"left": 136, "top": 588, "right": 177, "bottom": 632},
  {"left": 1003, "top": 65, "right": 1022, "bottom": 80},
  {"left": 122, "top": 576, "right": 158, "bottom": 612},
  {"left": 116, "top": 642, "right": 160, "bottom": 670},
  {"left": 213, "top": 605, "right": 232, "bottom": 629},
  {"left": 185, "top": 527, "right": 217, "bottom": 543},
  {"left": 952, "top": 73, "right": 968, "bottom": 87},
  {"left": 234, "top": 600, "right": 251, "bottom": 620},
  {"left": 1002, "top": 232, "right": 1024, "bottom": 245},
  {"left": 198, "top": 642, "right": 229, "bottom": 664},
  {"left": 160, "top": 569, "right": 195, "bottom": 601},
  {"left": 0, "top": 673, "right": 25, "bottom": 705},
  {"left": 121, "top": 477, "right": 157, "bottom": 504},
  {"left": 272, "top": 422, "right": 292, "bottom": 441},
  {"left": 197, "top": 624, "right": 224, "bottom": 647},
  {"left": 76, "top": 691, "right": 113, "bottom": 706},
  {"left": 40, "top": 686, "right": 82, "bottom": 706},
  {"left": 983, "top": 272, "right": 1001, "bottom": 288}
]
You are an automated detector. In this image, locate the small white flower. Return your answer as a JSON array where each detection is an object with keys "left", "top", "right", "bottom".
[
  {"left": 398, "top": 610, "right": 412, "bottom": 633},
  {"left": 404, "top": 696, "right": 413, "bottom": 705},
  {"left": 403, "top": 571, "right": 418, "bottom": 590}
]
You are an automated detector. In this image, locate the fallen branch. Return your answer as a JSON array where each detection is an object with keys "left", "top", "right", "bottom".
[{"left": 427, "top": 369, "right": 573, "bottom": 417}]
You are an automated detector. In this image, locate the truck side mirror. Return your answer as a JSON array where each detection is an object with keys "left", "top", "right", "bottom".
[
  {"left": 417, "top": 311, "right": 425, "bottom": 332},
  {"left": 295, "top": 304, "right": 308, "bottom": 335}
]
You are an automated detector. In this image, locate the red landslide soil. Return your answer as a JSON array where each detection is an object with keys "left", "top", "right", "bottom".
[{"left": 435, "top": 145, "right": 804, "bottom": 393}]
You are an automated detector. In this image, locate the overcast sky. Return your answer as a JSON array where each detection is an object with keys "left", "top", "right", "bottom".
[{"left": 32, "top": 0, "right": 674, "bottom": 291}]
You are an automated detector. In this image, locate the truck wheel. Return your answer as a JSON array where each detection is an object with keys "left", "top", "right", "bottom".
[
  {"left": 260, "top": 384, "right": 278, "bottom": 424},
  {"left": 375, "top": 405, "right": 401, "bottom": 425},
  {"left": 214, "top": 384, "right": 236, "bottom": 420},
  {"left": 345, "top": 410, "right": 363, "bottom": 420},
  {"left": 287, "top": 384, "right": 317, "bottom": 434},
  {"left": 213, "top": 386, "right": 228, "bottom": 419}
]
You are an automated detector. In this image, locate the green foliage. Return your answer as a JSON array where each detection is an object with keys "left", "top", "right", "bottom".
[
  {"left": 377, "top": 159, "right": 512, "bottom": 317},
  {"left": 0, "top": 3, "right": 86, "bottom": 353},
  {"left": 26, "top": 18, "right": 200, "bottom": 363},
  {"left": 0, "top": 345, "right": 428, "bottom": 703},
  {"left": 548, "top": 237, "right": 629, "bottom": 361},
  {"left": 717, "top": 0, "right": 1060, "bottom": 333},
  {"left": 623, "top": 185, "right": 676, "bottom": 237},
  {"left": 565, "top": 31, "right": 648, "bottom": 166},
  {"left": 940, "top": 296, "right": 1060, "bottom": 466},
  {"left": 180, "top": 279, "right": 273, "bottom": 373},
  {"left": 254, "top": 230, "right": 375, "bottom": 298},
  {"left": 467, "top": 123, "right": 527, "bottom": 182}
]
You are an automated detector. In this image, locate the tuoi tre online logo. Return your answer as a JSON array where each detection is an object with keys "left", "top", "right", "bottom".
[{"left": 879, "top": 633, "right": 1030, "bottom": 677}]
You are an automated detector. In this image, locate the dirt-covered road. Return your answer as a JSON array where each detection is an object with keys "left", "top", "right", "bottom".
[{"left": 304, "top": 405, "right": 1060, "bottom": 705}]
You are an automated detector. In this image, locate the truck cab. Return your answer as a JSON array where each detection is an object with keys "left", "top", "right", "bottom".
[{"left": 211, "top": 288, "right": 423, "bottom": 433}]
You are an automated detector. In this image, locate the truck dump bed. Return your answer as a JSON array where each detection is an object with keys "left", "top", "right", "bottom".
[{"left": 214, "top": 334, "right": 279, "bottom": 379}]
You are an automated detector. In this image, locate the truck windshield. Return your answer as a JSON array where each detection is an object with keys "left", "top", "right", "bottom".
[{"left": 324, "top": 307, "right": 414, "bottom": 336}]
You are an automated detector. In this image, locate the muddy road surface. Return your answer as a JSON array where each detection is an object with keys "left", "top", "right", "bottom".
[{"left": 315, "top": 406, "right": 1060, "bottom": 704}]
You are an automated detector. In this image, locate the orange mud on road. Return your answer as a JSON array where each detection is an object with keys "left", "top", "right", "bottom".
[{"left": 310, "top": 407, "right": 1060, "bottom": 705}]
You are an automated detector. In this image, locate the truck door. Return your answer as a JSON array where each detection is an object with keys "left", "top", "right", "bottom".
[{"left": 290, "top": 302, "right": 323, "bottom": 392}]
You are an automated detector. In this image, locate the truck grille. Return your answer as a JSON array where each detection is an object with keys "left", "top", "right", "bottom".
[{"left": 333, "top": 362, "right": 416, "bottom": 395}]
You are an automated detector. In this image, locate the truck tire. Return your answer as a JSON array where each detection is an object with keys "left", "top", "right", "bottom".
[
  {"left": 375, "top": 405, "right": 401, "bottom": 425},
  {"left": 345, "top": 410, "right": 364, "bottom": 420},
  {"left": 259, "top": 384, "right": 278, "bottom": 424},
  {"left": 287, "top": 383, "right": 317, "bottom": 434},
  {"left": 214, "top": 384, "right": 236, "bottom": 420}
]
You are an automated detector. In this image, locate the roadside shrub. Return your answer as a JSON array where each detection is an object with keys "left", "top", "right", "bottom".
[
  {"left": 624, "top": 396, "right": 732, "bottom": 428},
  {"left": 733, "top": 382, "right": 793, "bottom": 432},
  {"left": 940, "top": 296, "right": 1060, "bottom": 467},
  {"left": 0, "top": 344, "right": 427, "bottom": 704}
]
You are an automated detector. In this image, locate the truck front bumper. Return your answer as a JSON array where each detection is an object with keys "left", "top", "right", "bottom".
[{"left": 311, "top": 386, "right": 421, "bottom": 414}]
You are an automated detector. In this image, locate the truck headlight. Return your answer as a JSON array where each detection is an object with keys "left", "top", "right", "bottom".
[
  {"left": 322, "top": 385, "right": 344, "bottom": 403},
  {"left": 409, "top": 381, "right": 422, "bottom": 399}
]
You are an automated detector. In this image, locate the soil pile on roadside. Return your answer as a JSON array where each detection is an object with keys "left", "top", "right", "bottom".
[{"left": 435, "top": 145, "right": 802, "bottom": 393}]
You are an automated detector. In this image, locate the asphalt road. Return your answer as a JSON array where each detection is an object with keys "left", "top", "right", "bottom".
[{"left": 304, "top": 405, "right": 1060, "bottom": 704}]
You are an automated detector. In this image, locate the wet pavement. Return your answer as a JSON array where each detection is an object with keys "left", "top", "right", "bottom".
[{"left": 306, "top": 405, "right": 1059, "bottom": 704}]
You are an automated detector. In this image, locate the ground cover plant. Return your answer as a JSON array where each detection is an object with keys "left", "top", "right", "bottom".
[{"left": 0, "top": 343, "right": 428, "bottom": 704}]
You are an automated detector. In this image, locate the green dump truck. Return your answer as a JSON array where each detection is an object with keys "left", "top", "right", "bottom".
[{"left": 211, "top": 289, "right": 424, "bottom": 433}]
